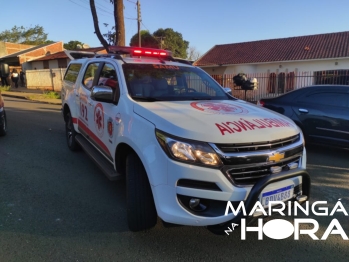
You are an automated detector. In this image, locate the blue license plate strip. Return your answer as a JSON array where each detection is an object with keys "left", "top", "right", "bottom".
[{"left": 261, "top": 185, "right": 294, "bottom": 206}]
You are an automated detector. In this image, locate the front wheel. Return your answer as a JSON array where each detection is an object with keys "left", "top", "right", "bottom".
[
  {"left": 65, "top": 112, "right": 80, "bottom": 151},
  {"left": 126, "top": 152, "right": 157, "bottom": 232}
]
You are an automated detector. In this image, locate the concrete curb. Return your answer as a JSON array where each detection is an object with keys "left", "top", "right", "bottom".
[{"left": 1, "top": 93, "right": 61, "bottom": 105}]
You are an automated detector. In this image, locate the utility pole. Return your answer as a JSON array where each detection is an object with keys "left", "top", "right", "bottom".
[
  {"left": 155, "top": 36, "right": 165, "bottom": 49},
  {"left": 137, "top": 0, "right": 141, "bottom": 47}
]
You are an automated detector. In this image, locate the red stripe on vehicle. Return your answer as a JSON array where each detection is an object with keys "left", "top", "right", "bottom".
[
  {"left": 77, "top": 119, "right": 112, "bottom": 159},
  {"left": 72, "top": 117, "right": 78, "bottom": 124}
]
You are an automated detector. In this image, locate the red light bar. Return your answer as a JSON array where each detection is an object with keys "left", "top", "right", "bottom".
[{"left": 108, "top": 46, "right": 173, "bottom": 57}]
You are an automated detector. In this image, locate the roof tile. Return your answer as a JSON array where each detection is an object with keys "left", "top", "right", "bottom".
[{"left": 194, "top": 31, "right": 349, "bottom": 66}]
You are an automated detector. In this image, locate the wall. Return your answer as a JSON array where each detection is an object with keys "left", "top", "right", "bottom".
[
  {"left": 201, "top": 66, "right": 227, "bottom": 75},
  {"left": 0, "top": 42, "right": 35, "bottom": 57},
  {"left": 216, "top": 58, "right": 349, "bottom": 75},
  {"left": 18, "top": 42, "right": 64, "bottom": 64},
  {"left": 26, "top": 68, "right": 65, "bottom": 91},
  {"left": 27, "top": 61, "right": 42, "bottom": 70},
  {"left": 23, "top": 58, "right": 69, "bottom": 71}
]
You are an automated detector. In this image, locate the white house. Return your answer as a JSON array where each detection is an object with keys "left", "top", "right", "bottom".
[{"left": 194, "top": 31, "right": 349, "bottom": 101}]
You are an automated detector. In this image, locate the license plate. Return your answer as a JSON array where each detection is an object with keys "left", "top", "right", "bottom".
[{"left": 261, "top": 185, "right": 294, "bottom": 207}]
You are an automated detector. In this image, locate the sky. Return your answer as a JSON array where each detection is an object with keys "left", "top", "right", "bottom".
[{"left": 1, "top": 0, "right": 349, "bottom": 56}]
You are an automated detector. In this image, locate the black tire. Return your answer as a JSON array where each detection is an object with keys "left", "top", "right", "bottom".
[
  {"left": 126, "top": 152, "right": 157, "bottom": 232},
  {"left": 65, "top": 112, "right": 80, "bottom": 151},
  {"left": 0, "top": 110, "right": 7, "bottom": 136}
]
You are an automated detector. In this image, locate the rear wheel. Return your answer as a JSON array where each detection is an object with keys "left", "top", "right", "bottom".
[
  {"left": 126, "top": 152, "right": 157, "bottom": 232},
  {"left": 0, "top": 110, "right": 7, "bottom": 136},
  {"left": 65, "top": 112, "right": 80, "bottom": 151}
]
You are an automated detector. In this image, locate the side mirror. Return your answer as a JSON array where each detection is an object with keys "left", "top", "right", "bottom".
[
  {"left": 223, "top": 87, "right": 232, "bottom": 94},
  {"left": 91, "top": 86, "right": 113, "bottom": 103}
]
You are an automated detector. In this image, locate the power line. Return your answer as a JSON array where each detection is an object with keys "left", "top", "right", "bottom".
[
  {"left": 76, "top": 0, "right": 113, "bottom": 15},
  {"left": 68, "top": 0, "right": 91, "bottom": 11}
]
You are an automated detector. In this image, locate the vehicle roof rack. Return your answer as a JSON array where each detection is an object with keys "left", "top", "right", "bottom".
[
  {"left": 64, "top": 50, "right": 96, "bottom": 60},
  {"left": 94, "top": 53, "right": 127, "bottom": 63}
]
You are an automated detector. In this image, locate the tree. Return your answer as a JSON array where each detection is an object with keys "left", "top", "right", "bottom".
[
  {"left": 64, "top": 41, "right": 85, "bottom": 50},
  {"left": 129, "top": 28, "right": 189, "bottom": 59},
  {"left": 187, "top": 46, "right": 202, "bottom": 61},
  {"left": 0, "top": 25, "right": 52, "bottom": 45},
  {"left": 89, "top": 0, "right": 125, "bottom": 51},
  {"left": 129, "top": 30, "right": 158, "bottom": 48}
]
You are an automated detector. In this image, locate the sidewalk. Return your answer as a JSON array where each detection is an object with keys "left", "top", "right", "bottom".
[{"left": 1, "top": 87, "right": 61, "bottom": 105}]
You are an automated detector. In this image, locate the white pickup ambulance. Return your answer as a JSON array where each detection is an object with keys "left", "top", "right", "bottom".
[{"left": 61, "top": 46, "right": 310, "bottom": 234}]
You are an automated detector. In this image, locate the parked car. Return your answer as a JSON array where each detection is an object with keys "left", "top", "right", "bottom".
[
  {"left": 258, "top": 85, "right": 349, "bottom": 148},
  {"left": 0, "top": 91, "right": 7, "bottom": 136}
]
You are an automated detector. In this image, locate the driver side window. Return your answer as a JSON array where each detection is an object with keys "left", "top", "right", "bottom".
[{"left": 97, "top": 63, "right": 119, "bottom": 90}]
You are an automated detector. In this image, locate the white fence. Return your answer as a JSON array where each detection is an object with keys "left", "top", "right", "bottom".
[{"left": 26, "top": 68, "right": 66, "bottom": 92}]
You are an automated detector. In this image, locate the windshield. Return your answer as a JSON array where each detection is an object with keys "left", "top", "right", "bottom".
[{"left": 122, "top": 64, "right": 233, "bottom": 101}]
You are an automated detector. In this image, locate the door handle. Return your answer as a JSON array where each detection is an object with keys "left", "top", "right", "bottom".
[
  {"left": 299, "top": 108, "right": 308, "bottom": 113},
  {"left": 88, "top": 102, "right": 93, "bottom": 106}
]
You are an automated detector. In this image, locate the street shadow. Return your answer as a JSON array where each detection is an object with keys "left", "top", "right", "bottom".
[{"left": 1, "top": 103, "right": 349, "bottom": 261}]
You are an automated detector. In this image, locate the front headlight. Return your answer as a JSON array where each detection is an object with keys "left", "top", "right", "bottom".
[{"left": 155, "top": 129, "right": 223, "bottom": 168}]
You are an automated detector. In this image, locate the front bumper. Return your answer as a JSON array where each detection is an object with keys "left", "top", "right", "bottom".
[
  {"left": 151, "top": 151, "right": 309, "bottom": 227},
  {"left": 207, "top": 169, "right": 310, "bottom": 233}
]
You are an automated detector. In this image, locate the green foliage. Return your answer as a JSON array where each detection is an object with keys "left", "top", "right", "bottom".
[
  {"left": 102, "top": 24, "right": 116, "bottom": 45},
  {"left": 129, "top": 30, "right": 159, "bottom": 48},
  {"left": 153, "top": 28, "right": 189, "bottom": 58},
  {"left": 0, "top": 86, "right": 11, "bottom": 92},
  {"left": 129, "top": 28, "right": 189, "bottom": 59},
  {"left": 0, "top": 25, "right": 52, "bottom": 45},
  {"left": 42, "top": 91, "right": 61, "bottom": 99},
  {"left": 64, "top": 40, "right": 84, "bottom": 50},
  {"left": 28, "top": 91, "right": 61, "bottom": 101}
]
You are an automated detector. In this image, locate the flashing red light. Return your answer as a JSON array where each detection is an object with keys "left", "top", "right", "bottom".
[{"left": 109, "top": 46, "right": 172, "bottom": 57}]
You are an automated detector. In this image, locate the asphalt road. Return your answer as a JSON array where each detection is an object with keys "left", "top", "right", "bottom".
[{"left": 1, "top": 97, "right": 349, "bottom": 262}]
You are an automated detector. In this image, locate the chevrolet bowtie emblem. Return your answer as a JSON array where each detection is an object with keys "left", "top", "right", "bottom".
[{"left": 268, "top": 152, "right": 285, "bottom": 162}]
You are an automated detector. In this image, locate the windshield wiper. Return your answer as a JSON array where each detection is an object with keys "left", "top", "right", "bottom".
[{"left": 131, "top": 96, "right": 163, "bottom": 102}]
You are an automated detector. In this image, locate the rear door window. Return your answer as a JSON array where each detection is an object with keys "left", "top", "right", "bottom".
[{"left": 64, "top": 63, "right": 82, "bottom": 83}]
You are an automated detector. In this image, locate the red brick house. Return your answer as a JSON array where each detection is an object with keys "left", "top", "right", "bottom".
[
  {"left": 0, "top": 41, "right": 64, "bottom": 70},
  {"left": 28, "top": 47, "right": 106, "bottom": 70}
]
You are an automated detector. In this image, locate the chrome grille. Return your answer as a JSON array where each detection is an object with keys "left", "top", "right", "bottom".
[
  {"left": 210, "top": 134, "right": 304, "bottom": 186},
  {"left": 215, "top": 134, "right": 299, "bottom": 153},
  {"left": 227, "top": 156, "right": 301, "bottom": 186}
]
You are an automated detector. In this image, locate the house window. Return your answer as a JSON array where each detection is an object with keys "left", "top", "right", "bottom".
[
  {"left": 268, "top": 73, "right": 276, "bottom": 93},
  {"left": 58, "top": 59, "right": 67, "bottom": 68},
  {"left": 43, "top": 60, "right": 49, "bottom": 69},
  {"left": 314, "top": 70, "right": 349, "bottom": 85},
  {"left": 286, "top": 72, "right": 295, "bottom": 92}
]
